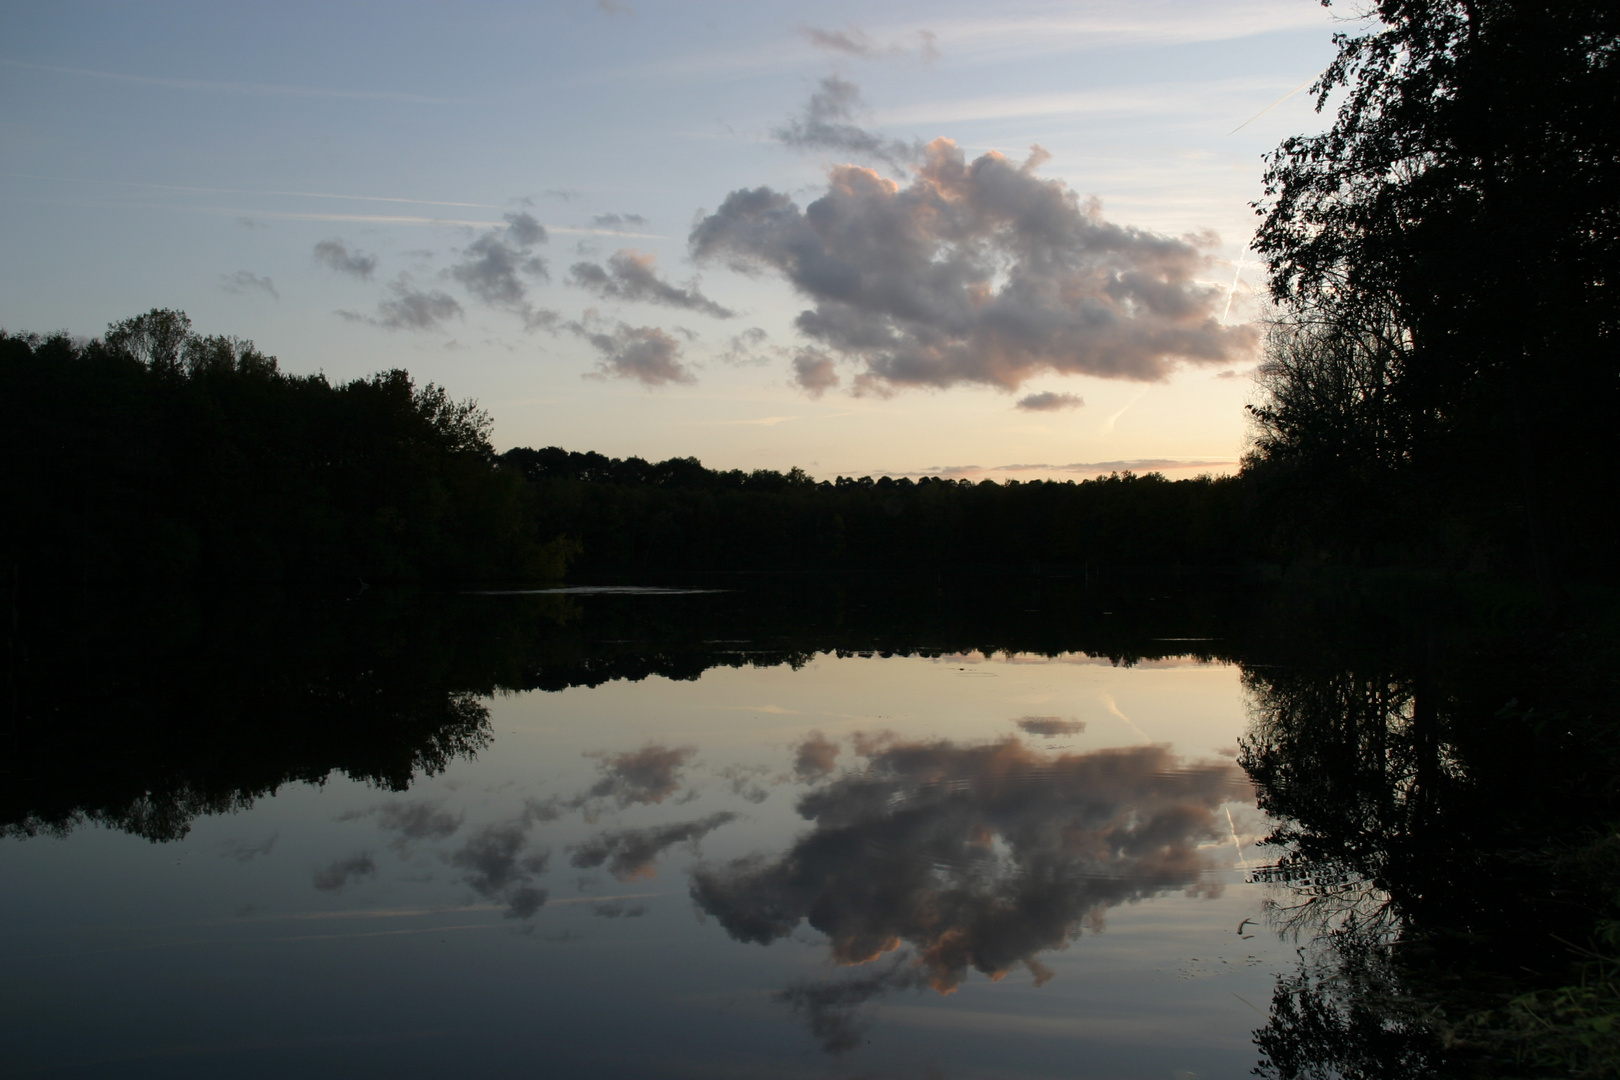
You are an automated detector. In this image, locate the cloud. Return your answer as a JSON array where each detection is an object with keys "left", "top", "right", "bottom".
[
  {"left": 575, "top": 744, "right": 699, "bottom": 808},
  {"left": 446, "top": 818, "right": 552, "bottom": 919},
  {"left": 719, "top": 763, "right": 772, "bottom": 803},
  {"left": 1015, "top": 716, "right": 1086, "bottom": 736},
  {"left": 777, "top": 954, "right": 929, "bottom": 1054},
  {"left": 590, "top": 212, "right": 648, "bottom": 229},
  {"left": 690, "top": 139, "right": 1255, "bottom": 394},
  {"left": 792, "top": 730, "right": 841, "bottom": 782},
  {"left": 572, "top": 321, "right": 696, "bottom": 386},
  {"left": 591, "top": 900, "right": 647, "bottom": 918},
  {"left": 448, "top": 212, "right": 554, "bottom": 328},
  {"left": 690, "top": 736, "right": 1243, "bottom": 1011},
  {"left": 792, "top": 349, "right": 840, "bottom": 397},
  {"left": 218, "top": 270, "right": 278, "bottom": 299},
  {"left": 567, "top": 250, "right": 734, "bottom": 318},
  {"left": 376, "top": 276, "right": 463, "bottom": 331},
  {"left": 799, "top": 25, "right": 941, "bottom": 64},
  {"left": 1016, "top": 391, "right": 1085, "bottom": 412},
  {"left": 313, "top": 852, "right": 377, "bottom": 892},
  {"left": 720, "top": 326, "right": 775, "bottom": 366},
  {"left": 374, "top": 799, "right": 464, "bottom": 848},
  {"left": 771, "top": 76, "right": 922, "bottom": 175},
  {"left": 569, "top": 812, "right": 737, "bottom": 881},
  {"left": 313, "top": 239, "right": 378, "bottom": 280},
  {"left": 221, "top": 833, "right": 277, "bottom": 862}
]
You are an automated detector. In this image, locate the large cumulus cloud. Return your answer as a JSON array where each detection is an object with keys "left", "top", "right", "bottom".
[
  {"left": 690, "top": 734, "right": 1246, "bottom": 1003},
  {"left": 690, "top": 139, "right": 1254, "bottom": 394}
]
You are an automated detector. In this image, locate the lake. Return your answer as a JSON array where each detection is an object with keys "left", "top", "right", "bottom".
[{"left": 2, "top": 579, "right": 1612, "bottom": 1077}]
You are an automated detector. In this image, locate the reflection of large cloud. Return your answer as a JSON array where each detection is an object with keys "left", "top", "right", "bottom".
[
  {"left": 691, "top": 735, "right": 1243, "bottom": 996},
  {"left": 569, "top": 812, "right": 737, "bottom": 880},
  {"left": 690, "top": 139, "right": 1253, "bottom": 394}
]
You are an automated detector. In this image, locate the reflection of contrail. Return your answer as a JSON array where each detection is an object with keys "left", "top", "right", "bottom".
[
  {"left": 1225, "top": 805, "right": 1249, "bottom": 870},
  {"left": 1101, "top": 693, "right": 1152, "bottom": 742}
]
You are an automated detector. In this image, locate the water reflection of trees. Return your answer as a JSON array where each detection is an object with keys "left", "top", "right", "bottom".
[
  {"left": 1239, "top": 610, "right": 1620, "bottom": 1078},
  {"left": 1, "top": 579, "right": 1245, "bottom": 844}
]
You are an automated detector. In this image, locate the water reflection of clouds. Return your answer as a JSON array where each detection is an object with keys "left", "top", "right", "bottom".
[{"left": 691, "top": 733, "right": 1248, "bottom": 1050}]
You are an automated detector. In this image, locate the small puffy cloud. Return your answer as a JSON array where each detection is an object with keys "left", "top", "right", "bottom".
[
  {"left": 720, "top": 326, "right": 774, "bottom": 366},
  {"left": 576, "top": 744, "right": 699, "bottom": 807},
  {"left": 567, "top": 249, "right": 734, "bottom": 318},
  {"left": 777, "top": 954, "right": 928, "bottom": 1054},
  {"left": 792, "top": 350, "right": 840, "bottom": 397},
  {"left": 374, "top": 799, "right": 463, "bottom": 849},
  {"left": 573, "top": 321, "right": 696, "bottom": 386},
  {"left": 220, "top": 833, "right": 277, "bottom": 862},
  {"left": 568, "top": 812, "right": 737, "bottom": 881},
  {"left": 1016, "top": 391, "right": 1085, "bottom": 412},
  {"left": 590, "top": 212, "right": 649, "bottom": 230},
  {"left": 691, "top": 139, "right": 1255, "bottom": 394},
  {"left": 449, "top": 212, "right": 549, "bottom": 321},
  {"left": 792, "top": 731, "right": 841, "bottom": 782},
  {"left": 720, "top": 763, "right": 772, "bottom": 803},
  {"left": 799, "top": 24, "right": 941, "bottom": 64},
  {"left": 591, "top": 900, "right": 647, "bottom": 918},
  {"left": 376, "top": 276, "right": 463, "bottom": 331},
  {"left": 218, "top": 270, "right": 279, "bottom": 299},
  {"left": 771, "top": 76, "right": 921, "bottom": 175},
  {"left": 1015, "top": 716, "right": 1086, "bottom": 736},
  {"left": 313, "top": 239, "right": 378, "bottom": 280},
  {"left": 312, "top": 852, "right": 377, "bottom": 892},
  {"left": 446, "top": 818, "right": 552, "bottom": 919}
]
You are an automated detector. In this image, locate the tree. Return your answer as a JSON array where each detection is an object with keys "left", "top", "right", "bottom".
[{"left": 1251, "top": 0, "right": 1620, "bottom": 575}]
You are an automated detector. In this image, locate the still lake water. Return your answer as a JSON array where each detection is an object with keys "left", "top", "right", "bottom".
[{"left": 5, "top": 579, "right": 1600, "bottom": 1077}]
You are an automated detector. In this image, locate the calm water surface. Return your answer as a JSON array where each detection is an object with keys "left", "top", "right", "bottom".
[{"left": 7, "top": 580, "right": 1602, "bottom": 1078}]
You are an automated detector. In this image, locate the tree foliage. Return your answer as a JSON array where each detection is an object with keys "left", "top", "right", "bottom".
[{"left": 1249, "top": 0, "right": 1620, "bottom": 575}]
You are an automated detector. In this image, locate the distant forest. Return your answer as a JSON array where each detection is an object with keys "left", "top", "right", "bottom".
[{"left": 1, "top": 313, "right": 1247, "bottom": 583}]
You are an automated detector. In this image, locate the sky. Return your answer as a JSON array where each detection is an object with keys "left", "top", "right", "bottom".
[{"left": 0, "top": 0, "right": 1348, "bottom": 480}]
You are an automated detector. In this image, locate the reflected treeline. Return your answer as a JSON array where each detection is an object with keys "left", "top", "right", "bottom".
[
  {"left": 1237, "top": 591, "right": 1620, "bottom": 1077},
  {"left": 0, "top": 576, "right": 1246, "bottom": 842}
]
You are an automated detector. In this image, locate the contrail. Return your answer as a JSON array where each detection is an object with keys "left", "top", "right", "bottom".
[
  {"left": 1221, "top": 255, "right": 1249, "bottom": 323},
  {"left": 1227, "top": 76, "right": 1317, "bottom": 135}
]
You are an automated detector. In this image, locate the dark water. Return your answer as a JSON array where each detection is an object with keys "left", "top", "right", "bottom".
[{"left": 3, "top": 579, "right": 1614, "bottom": 1078}]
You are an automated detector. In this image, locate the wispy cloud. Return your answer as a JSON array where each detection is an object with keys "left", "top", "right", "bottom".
[
  {"left": 218, "top": 270, "right": 279, "bottom": 299},
  {"left": 1, "top": 59, "right": 466, "bottom": 104}
]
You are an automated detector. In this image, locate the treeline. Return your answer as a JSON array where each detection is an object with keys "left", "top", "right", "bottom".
[
  {"left": 3, "top": 310, "right": 1253, "bottom": 584},
  {"left": 501, "top": 445, "right": 1249, "bottom": 575},
  {"left": 1, "top": 310, "right": 572, "bottom": 584}
]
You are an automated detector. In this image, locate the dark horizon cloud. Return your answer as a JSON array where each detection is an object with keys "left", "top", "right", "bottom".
[
  {"left": 1016, "top": 391, "right": 1085, "bottom": 412},
  {"left": 218, "top": 270, "right": 278, "bottom": 299},
  {"left": 770, "top": 75, "right": 921, "bottom": 176},
  {"left": 1015, "top": 716, "right": 1086, "bottom": 736},
  {"left": 691, "top": 138, "right": 1255, "bottom": 396},
  {"left": 569, "top": 812, "right": 737, "bottom": 881},
  {"left": 312, "top": 852, "right": 377, "bottom": 892},
  {"left": 313, "top": 238, "right": 378, "bottom": 280},
  {"left": 572, "top": 320, "right": 696, "bottom": 386},
  {"left": 892, "top": 458, "right": 1238, "bottom": 479},
  {"left": 567, "top": 249, "right": 735, "bottom": 318},
  {"left": 691, "top": 734, "right": 1246, "bottom": 1048}
]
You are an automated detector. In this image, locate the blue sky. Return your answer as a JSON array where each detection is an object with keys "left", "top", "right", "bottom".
[{"left": 0, "top": 0, "right": 1345, "bottom": 479}]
